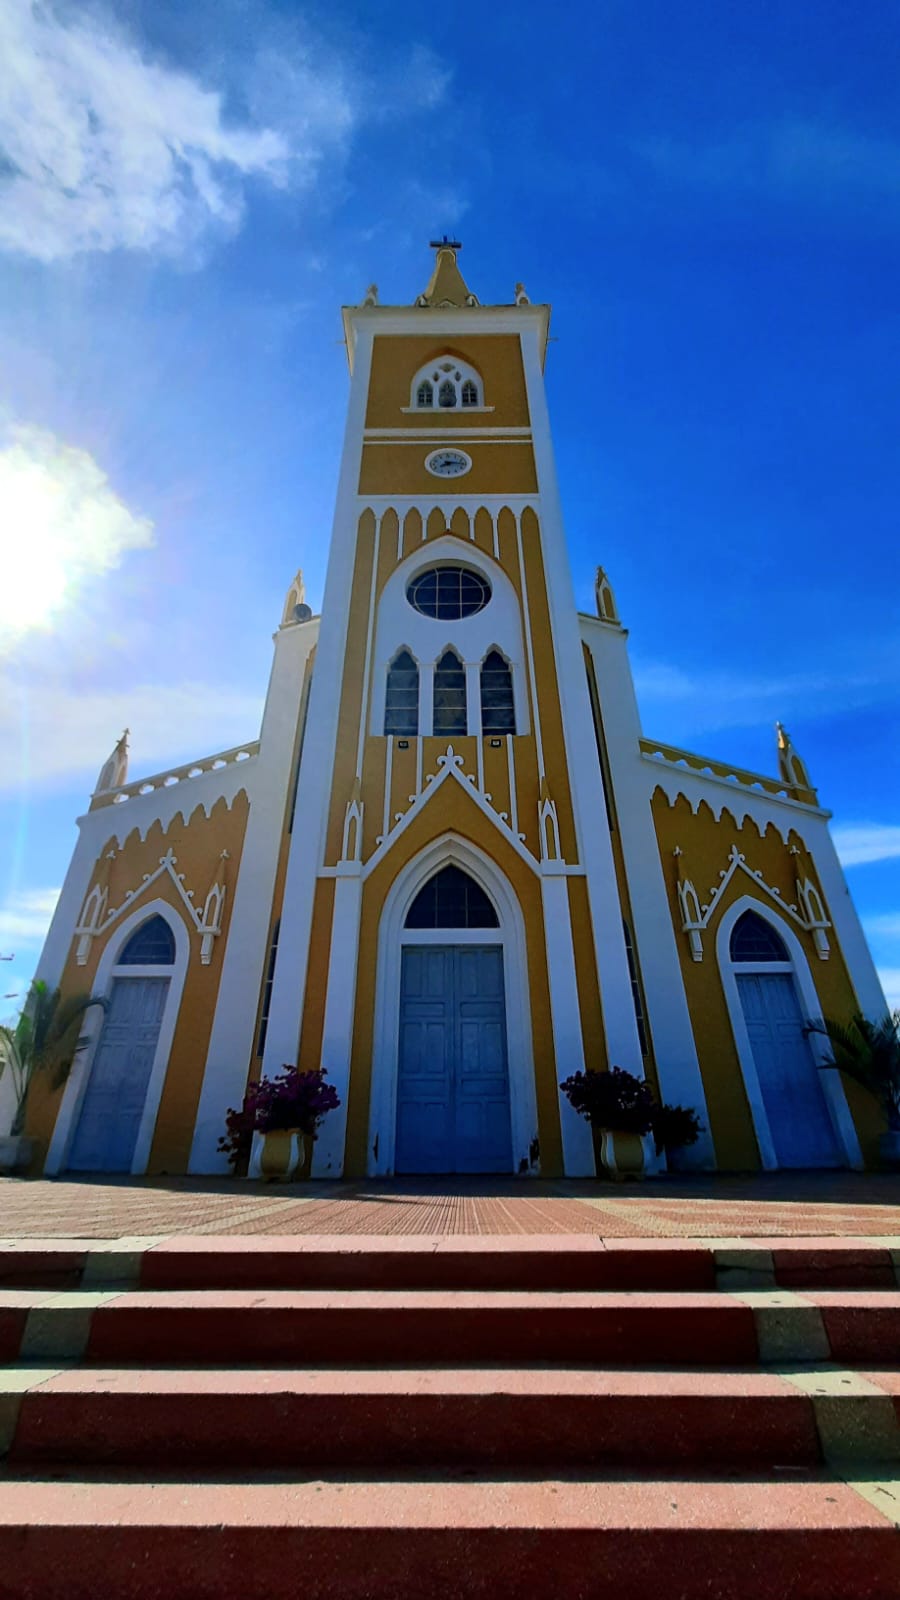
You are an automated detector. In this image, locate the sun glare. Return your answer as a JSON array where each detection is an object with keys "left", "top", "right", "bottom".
[{"left": 0, "top": 423, "right": 153, "bottom": 644}]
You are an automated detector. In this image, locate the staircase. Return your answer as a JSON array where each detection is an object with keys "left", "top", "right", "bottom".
[{"left": 2, "top": 1233, "right": 899, "bottom": 1597}]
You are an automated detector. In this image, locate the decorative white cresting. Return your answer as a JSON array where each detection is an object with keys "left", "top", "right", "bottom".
[
  {"left": 94, "top": 742, "right": 259, "bottom": 810},
  {"left": 74, "top": 847, "right": 229, "bottom": 967},
  {"left": 672, "top": 841, "right": 832, "bottom": 963}
]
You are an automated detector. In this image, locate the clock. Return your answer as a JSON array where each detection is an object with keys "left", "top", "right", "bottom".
[{"left": 425, "top": 447, "right": 472, "bottom": 478}]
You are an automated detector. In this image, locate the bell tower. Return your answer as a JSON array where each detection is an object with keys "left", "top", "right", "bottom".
[{"left": 257, "top": 243, "right": 645, "bottom": 1179}]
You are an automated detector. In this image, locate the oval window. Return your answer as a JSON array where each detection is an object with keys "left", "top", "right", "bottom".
[{"left": 407, "top": 566, "right": 491, "bottom": 620}]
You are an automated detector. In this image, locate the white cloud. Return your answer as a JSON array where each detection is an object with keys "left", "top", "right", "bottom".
[
  {"left": 864, "top": 913, "right": 900, "bottom": 941},
  {"left": 0, "top": 422, "right": 154, "bottom": 645},
  {"left": 638, "top": 121, "right": 900, "bottom": 206},
  {"left": 0, "top": 886, "right": 59, "bottom": 949},
  {"left": 0, "top": 1, "right": 306, "bottom": 262},
  {"left": 0, "top": 4, "right": 455, "bottom": 265},
  {"left": 0, "top": 676, "right": 264, "bottom": 792},
  {"left": 832, "top": 824, "right": 900, "bottom": 869}
]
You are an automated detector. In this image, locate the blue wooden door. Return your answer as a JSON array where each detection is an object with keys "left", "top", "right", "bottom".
[
  {"left": 68, "top": 977, "right": 168, "bottom": 1172},
  {"left": 737, "top": 972, "right": 841, "bottom": 1167},
  {"left": 397, "top": 945, "right": 512, "bottom": 1173}
]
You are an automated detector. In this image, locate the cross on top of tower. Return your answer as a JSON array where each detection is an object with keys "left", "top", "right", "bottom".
[{"left": 429, "top": 234, "right": 462, "bottom": 251}]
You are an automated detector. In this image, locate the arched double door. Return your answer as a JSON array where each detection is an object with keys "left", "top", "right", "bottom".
[
  {"left": 730, "top": 910, "right": 841, "bottom": 1168},
  {"left": 67, "top": 915, "right": 175, "bottom": 1173},
  {"left": 396, "top": 865, "right": 512, "bottom": 1174}
]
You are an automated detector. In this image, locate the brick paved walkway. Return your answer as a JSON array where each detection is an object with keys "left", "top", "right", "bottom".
[{"left": 2, "top": 1172, "right": 899, "bottom": 1239}]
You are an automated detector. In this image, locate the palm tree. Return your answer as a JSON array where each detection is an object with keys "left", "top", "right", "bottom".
[
  {"left": 811, "top": 1011, "right": 900, "bottom": 1132},
  {"left": 0, "top": 980, "right": 105, "bottom": 1138}
]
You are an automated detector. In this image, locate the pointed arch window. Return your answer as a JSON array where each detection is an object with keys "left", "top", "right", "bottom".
[
  {"left": 411, "top": 357, "right": 483, "bottom": 411},
  {"left": 385, "top": 650, "right": 419, "bottom": 736},
  {"left": 730, "top": 912, "right": 789, "bottom": 963},
  {"left": 118, "top": 916, "right": 175, "bottom": 966},
  {"left": 480, "top": 649, "right": 515, "bottom": 735},
  {"left": 433, "top": 649, "right": 467, "bottom": 737},
  {"left": 405, "top": 865, "right": 498, "bottom": 929}
]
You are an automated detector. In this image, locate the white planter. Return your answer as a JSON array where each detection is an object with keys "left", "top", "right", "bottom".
[
  {"left": 0, "top": 1135, "right": 33, "bottom": 1174},
  {"left": 247, "top": 1129, "right": 309, "bottom": 1181}
]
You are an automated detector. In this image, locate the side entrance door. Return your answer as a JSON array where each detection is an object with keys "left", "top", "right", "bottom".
[
  {"left": 397, "top": 944, "right": 512, "bottom": 1174},
  {"left": 736, "top": 971, "right": 841, "bottom": 1167},
  {"left": 67, "top": 977, "right": 169, "bottom": 1172}
]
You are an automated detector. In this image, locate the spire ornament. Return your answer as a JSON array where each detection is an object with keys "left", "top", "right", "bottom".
[
  {"left": 776, "top": 723, "right": 813, "bottom": 791},
  {"left": 96, "top": 731, "right": 129, "bottom": 795},
  {"left": 594, "top": 566, "right": 619, "bottom": 623}
]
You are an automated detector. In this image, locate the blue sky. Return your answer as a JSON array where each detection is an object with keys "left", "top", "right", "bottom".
[{"left": 1, "top": 0, "right": 898, "bottom": 1014}]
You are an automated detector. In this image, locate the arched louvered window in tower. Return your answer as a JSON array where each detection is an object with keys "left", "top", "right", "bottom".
[
  {"left": 433, "top": 649, "right": 467, "bottom": 737},
  {"left": 416, "top": 381, "right": 433, "bottom": 408},
  {"left": 729, "top": 911, "right": 790, "bottom": 963},
  {"left": 118, "top": 916, "right": 175, "bottom": 966},
  {"left": 405, "top": 865, "right": 499, "bottom": 929},
  {"left": 384, "top": 650, "right": 419, "bottom": 736},
  {"left": 461, "top": 380, "right": 478, "bottom": 407},
  {"left": 438, "top": 379, "right": 457, "bottom": 408},
  {"left": 480, "top": 650, "right": 516, "bottom": 734}
]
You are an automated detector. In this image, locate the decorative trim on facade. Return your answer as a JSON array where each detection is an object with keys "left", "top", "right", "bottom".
[
  {"left": 74, "top": 847, "right": 230, "bottom": 967},
  {"left": 673, "top": 842, "right": 831, "bottom": 962},
  {"left": 367, "top": 743, "right": 535, "bottom": 876},
  {"left": 89, "top": 742, "right": 259, "bottom": 812},
  {"left": 341, "top": 782, "right": 364, "bottom": 863},
  {"left": 538, "top": 780, "right": 562, "bottom": 863}
]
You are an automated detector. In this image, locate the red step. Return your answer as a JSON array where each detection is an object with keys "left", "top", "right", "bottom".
[
  {"left": 2, "top": 1236, "right": 896, "bottom": 1293},
  {"left": 80, "top": 1288, "right": 760, "bottom": 1366},
  {"left": 0, "top": 1476, "right": 896, "bottom": 1599},
  {"left": 7, "top": 1366, "right": 821, "bottom": 1474}
]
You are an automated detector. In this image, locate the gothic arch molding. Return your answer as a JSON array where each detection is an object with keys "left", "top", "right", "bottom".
[
  {"left": 715, "top": 894, "right": 862, "bottom": 1171},
  {"left": 367, "top": 833, "right": 538, "bottom": 1177},
  {"left": 45, "top": 898, "right": 191, "bottom": 1176}
]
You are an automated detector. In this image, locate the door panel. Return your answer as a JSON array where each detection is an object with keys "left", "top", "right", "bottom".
[
  {"left": 397, "top": 945, "right": 512, "bottom": 1174},
  {"left": 737, "top": 971, "right": 841, "bottom": 1168},
  {"left": 68, "top": 977, "right": 169, "bottom": 1173}
]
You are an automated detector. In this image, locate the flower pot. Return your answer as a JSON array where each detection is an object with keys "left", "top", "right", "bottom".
[
  {"left": 878, "top": 1129, "right": 900, "bottom": 1168},
  {"left": 599, "top": 1129, "right": 647, "bottom": 1182},
  {"left": 0, "top": 1135, "right": 33, "bottom": 1174},
  {"left": 250, "top": 1129, "right": 310, "bottom": 1181}
]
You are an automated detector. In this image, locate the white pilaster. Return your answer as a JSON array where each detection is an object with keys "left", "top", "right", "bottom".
[
  {"left": 519, "top": 330, "right": 644, "bottom": 1075},
  {"left": 582, "top": 619, "right": 715, "bottom": 1168},
  {"left": 33, "top": 812, "right": 114, "bottom": 989},
  {"left": 806, "top": 824, "right": 889, "bottom": 1019},
  {"left": 311, "top": 871, "right": 364, "bottom": 1177},
  {"left": 540, "top": 871, "right": 596, "bottom": 1176},
  {"left": 188, "top": 620, "right": 316, "bottom": 1172},
  {"left": 261, "top": 327, "right": 376, "bottom": 1077}
]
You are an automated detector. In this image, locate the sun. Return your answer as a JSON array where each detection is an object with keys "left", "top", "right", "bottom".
[{"left": 0, "top": 423, "right": 153, "bottom": 643}]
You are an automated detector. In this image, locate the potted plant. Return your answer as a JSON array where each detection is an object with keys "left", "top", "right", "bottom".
[
  {"left": 560, "top": 1065, "right": 656, "bottom": 1180},
  {"left": 0, "top": 981, "right": 104, "bottom": 1173},
  {"left": 221, "top": 1065, "right": 341, "bottom": 1182},
  {"left": 650, "top": 1102, "right": 705, "bottom": 1169},
  {"left": 810, "top": 1011, "right": 900, "bottom": 1167}
]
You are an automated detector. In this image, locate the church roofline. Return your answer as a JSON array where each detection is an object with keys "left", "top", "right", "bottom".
[{"left": 340, "top": 301, "right": 552, "bottom": 373}]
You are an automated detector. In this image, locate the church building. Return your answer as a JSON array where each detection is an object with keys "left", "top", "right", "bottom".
[{"left": 27, "top": 243, "right": 887, "bottom": 1179}]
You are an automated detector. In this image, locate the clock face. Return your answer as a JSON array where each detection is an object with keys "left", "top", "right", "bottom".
[{"left": 425, "top": 447, "right": 472, "bottom": 478}]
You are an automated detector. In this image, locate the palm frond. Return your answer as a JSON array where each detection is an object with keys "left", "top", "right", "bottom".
[{"left": 814, "top": 1010, "right": 900, "bottom": 1128}]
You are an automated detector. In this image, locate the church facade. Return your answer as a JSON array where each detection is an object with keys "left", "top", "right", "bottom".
[{"left": 28, "top": 245, "right": 887, "bottom": 1179}]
